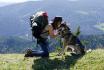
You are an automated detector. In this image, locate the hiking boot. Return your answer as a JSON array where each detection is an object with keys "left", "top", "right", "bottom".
[{"left": 24, "top": 49, "right": 33, "bottom": 57}]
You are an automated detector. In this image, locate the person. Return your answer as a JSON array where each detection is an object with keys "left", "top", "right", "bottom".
[{"left": 25, "top": 12, "right": 63, "bottom": 58}]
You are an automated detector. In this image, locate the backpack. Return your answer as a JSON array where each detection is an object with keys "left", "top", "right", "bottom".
[{"left": 30, "top": 11, "right": 48, "bottom": 38}]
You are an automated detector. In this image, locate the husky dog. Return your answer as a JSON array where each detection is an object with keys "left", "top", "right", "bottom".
[{"left": 58, "top": 23, "right": 85, "bottom": 55}]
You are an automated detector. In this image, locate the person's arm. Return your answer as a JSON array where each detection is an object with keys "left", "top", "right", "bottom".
[{"left": 48, "top": 25, "right": 57, "bottom": 38}]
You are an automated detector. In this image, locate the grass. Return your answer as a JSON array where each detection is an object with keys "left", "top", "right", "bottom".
[
  {"left": 0, "top": 49, "right": 104, "bottom": 70},
  {"left": 0, "top": 54, "right": 34, "bottom": 70}
]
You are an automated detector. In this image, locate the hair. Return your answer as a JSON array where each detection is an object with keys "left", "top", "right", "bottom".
[{"left": 51, "top": 17, "right": 62, "bottom": 29}]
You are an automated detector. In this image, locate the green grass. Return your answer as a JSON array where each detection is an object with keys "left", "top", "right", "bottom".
[{"left": 0, "top": 49, "right": 104, "bottom": 70}]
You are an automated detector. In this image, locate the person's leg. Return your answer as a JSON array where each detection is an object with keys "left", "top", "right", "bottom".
[
  {"left": 25, "top": 38, "right": 49, "bottom": 57},
  {"left": 24, "top": 49, "right": 44, "bottom": 57},
  {"left": 38, "top": 39, "right": 49, "bottom": 57}
]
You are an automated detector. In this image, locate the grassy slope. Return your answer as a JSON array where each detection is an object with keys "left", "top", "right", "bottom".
[{"left": 0, "top": 49, "right": 104, "bottom": 70}]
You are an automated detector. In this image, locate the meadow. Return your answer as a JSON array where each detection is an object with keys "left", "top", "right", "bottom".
[{"left": 0, "top": 49, "right": 104, "bottom": 70}]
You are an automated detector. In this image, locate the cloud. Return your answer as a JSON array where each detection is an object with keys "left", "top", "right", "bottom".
[
  {"left": 75, "top": 10, "right": 89, "bottom": 15},
  {"left": 0, "top": 0, "right": 42, "bottom": 3},
  {"left": 0, "top": 0, "right": 27, "bottom": 3}
]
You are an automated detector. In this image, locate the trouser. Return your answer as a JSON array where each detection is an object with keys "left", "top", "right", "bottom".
[{"left": 31, "top": 38, "right": 49, "bottom": 57}]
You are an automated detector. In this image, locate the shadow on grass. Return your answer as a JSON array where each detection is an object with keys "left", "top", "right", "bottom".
[{"left": 32, "top": 54, "right": 85, "bottom": 70}]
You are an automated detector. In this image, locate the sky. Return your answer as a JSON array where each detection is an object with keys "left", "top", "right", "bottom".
[
  {"left": 0, "top": 0, "right": 43, "bottom": 7},
  {"left": 0, "top": 0, "right": 42, "bottom": 3}
]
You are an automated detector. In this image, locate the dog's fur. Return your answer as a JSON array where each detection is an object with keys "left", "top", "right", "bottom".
[{"left": 58, "top": 23, "right": 85, "bottom": 55}]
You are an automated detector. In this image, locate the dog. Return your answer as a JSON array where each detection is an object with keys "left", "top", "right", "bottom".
[{"left": 57, "top": 23, "right": 85, "bottom": 55}]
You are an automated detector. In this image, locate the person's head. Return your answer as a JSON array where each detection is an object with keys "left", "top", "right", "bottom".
[
  {"left": 42, "top": 11, "right": 48, "bottom": 24},
  {"left": 35, "top": 11, "right": 48, "bottom": 17},
  {"left": 35, "top": 11, "right": 48, "bottom": 25},
  {"left": 42, "top": 12, "right": 48, "bottom": 18},
  {"left": 52, "top": 16, "right": 62, "bottom": 29}
]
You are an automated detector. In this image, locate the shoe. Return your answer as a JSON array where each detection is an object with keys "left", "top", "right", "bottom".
[{"left": 24, "top": 49, "right": 33, "bottom": 57}]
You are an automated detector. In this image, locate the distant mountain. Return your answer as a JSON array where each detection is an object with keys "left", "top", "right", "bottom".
[
  {"left": 0, "top": 0, "right": 104, "bottom": 36},
  {"left": 0, "top": 34, "right": 104, "bottom": 53}
]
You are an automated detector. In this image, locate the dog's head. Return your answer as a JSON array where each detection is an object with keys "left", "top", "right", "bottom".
[{"left": 58, "top": 23, "right": 71, "bottom": 37}]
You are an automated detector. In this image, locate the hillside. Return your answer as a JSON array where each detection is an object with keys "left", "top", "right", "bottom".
[
  {"left": 0, "top": 49, "right": 104, "bottom": 70},
  {"left": 0, "top": 34, "right": 104, "bottom": 53},
  {"left": 0, "top": 0, "right": 104, "bottom": 36},
  {"left": 0, "top": 36, "right": 36, "bottom": 53}
]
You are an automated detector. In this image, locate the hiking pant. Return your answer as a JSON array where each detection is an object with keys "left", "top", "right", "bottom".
[{"left": 31, "top": 38, "right": 49, "bottom": 57}]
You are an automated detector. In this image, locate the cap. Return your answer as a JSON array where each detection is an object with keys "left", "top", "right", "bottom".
[{"left": 42, "top": 12, "right": 48, "bottom": 17}]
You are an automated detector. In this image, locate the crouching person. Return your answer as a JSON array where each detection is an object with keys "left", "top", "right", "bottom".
[
  {"left": 25, "top": 11, "right": 62, "bottom": 58},
  {"left": 25, "top": 11, "right": 49, "bottom": 58}
]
